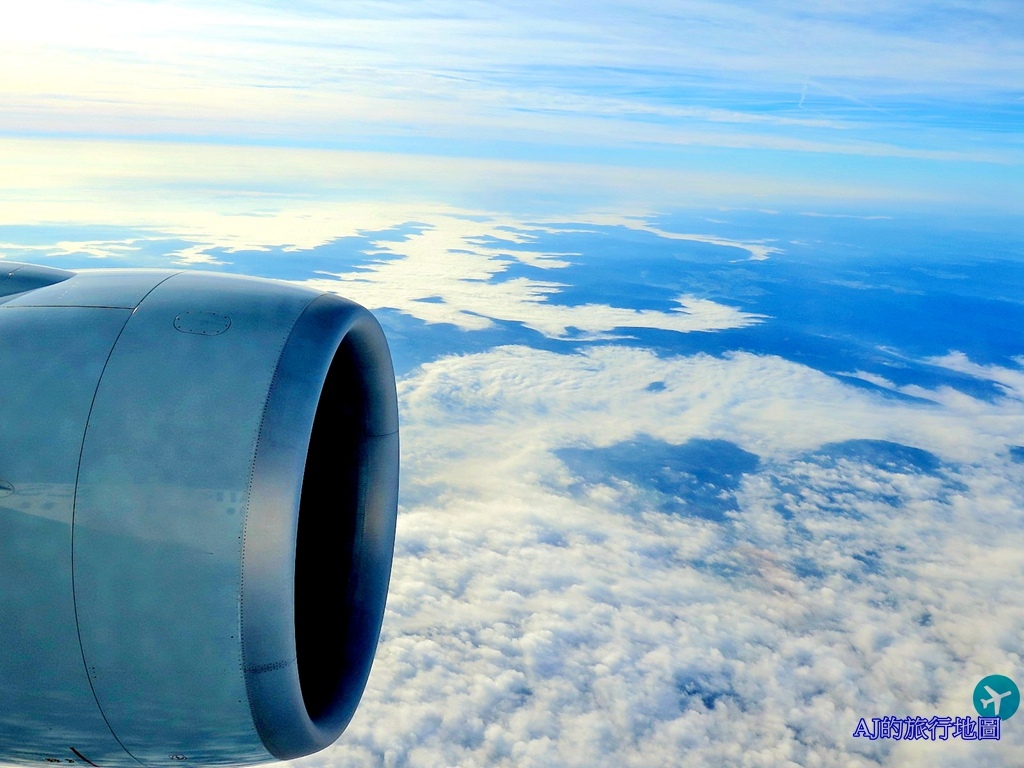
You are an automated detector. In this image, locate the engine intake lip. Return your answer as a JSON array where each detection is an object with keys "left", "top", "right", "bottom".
[{"left": 240, "top": 293, "right": 399, "bottom": 759}]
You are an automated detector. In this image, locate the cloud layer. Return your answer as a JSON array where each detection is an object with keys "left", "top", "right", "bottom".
[{"left": 297, "top": 343, "right": 1024, "bottom": 767}]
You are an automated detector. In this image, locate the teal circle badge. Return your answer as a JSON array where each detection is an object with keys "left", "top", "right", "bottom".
[{"left": 973, "top": 675, "right": 1020, "bottom": 720}]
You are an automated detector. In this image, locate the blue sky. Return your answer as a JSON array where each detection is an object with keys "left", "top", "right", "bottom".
[{"left": 1, "top": 0, "right": 1022, "bottom": 214}]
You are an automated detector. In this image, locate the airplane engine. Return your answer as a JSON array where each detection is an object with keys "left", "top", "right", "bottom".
[{"left": 0, "top": 263, "right": 400, "bottom": 767}]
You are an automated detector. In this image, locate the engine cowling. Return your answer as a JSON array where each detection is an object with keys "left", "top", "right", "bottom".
[{"left": 0, "top": 263, "right": 399, "bottom": 766}]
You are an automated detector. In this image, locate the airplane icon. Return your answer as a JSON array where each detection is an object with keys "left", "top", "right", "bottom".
[{"left": 980, "top": 686, "right": 1013, "bottom": 717}]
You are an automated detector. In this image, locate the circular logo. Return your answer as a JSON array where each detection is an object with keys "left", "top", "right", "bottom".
[{"left": 973, "top": 675, "right": 1020, "bottom": 720}]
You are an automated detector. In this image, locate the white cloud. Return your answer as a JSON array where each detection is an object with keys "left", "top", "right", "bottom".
[
  {"left": 289, "top": 218, "right": 767, "bottom": 338},
  {"left": 573, "top": 217, "right": 783, "bottom": 261},
  {"left": 927, "top": 352, "right": 1024, "bottom": 400},
  {"left": 399, "top": 346, "right": 1024, "bottom": 469},
  {"left": 0, "top": 189, "right": 773, "bottom": 338},
  {"left": 302, "top": 344, "right": 1024, "bottom": 767},
  {"left": 0, "top": 239, "right": 145, "bottom": 261}
]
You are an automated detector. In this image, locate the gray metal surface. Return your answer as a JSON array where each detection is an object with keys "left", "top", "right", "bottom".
[
  {"left": 0, "top": 266, "right": 400, "bottom": 767},
  {"left": 74, "top": 272, "right": 315, "bottom": 766},
  {"left": 0, "top": 306, "right": 136, "bottom": 766},
  {"left": 0, "top": 263, "right": 74, "bottom": 302},
  {"left": 3, "top": 270, "right": 179, "bottom": 308}
]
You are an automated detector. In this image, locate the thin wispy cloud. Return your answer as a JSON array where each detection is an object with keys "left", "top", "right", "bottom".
[{"left": 1, "top": 0, "right": 1021, "bottom": 209}]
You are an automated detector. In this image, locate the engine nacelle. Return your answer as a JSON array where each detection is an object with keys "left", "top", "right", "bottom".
[{"left": 0, "top": 263, "right": 399, "bottom": 766}]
